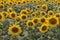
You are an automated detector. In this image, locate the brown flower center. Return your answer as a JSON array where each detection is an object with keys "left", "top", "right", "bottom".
[
  {"left": 49, "top": 18, "right": 57, "bottom": 24},
  {"left": 11, "top": 13, "right": 15, "bottom": 17},
  {"left": 22, "top": 16, "right": 26, "bottom": 19},
  {"left": 12, "top": 27, "right": 19, "bottom": 33},
  {"left": 42, "top": 26, "right": 47, "bottom": 31},
  {"left": 41, "top": 18, "right": 45, "bottom": 23},
  {"left": 28, "top": 22, "right": 33, "bottom": 26}
]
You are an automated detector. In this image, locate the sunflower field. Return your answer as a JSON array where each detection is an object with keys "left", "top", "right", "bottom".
[{"left": 1, "top": 0, "right": 60, "bottom": 40}]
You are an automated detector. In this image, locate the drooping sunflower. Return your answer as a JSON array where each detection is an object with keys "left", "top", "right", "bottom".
[
  {"left": 39, "top": 23, "right": 48, "bottom": 33},
  {"left": 1, "top": 11, "right": 8, "bottom": 18},
  {"left": 20, "top": 14, "right": 27, "bottom": 21},
  {"left": 40, "top": 11, "right": 46, "bottom": 17},
  {"left": 8, "top": 24, "right": 22, "bottom": 36},
  {"left": 9, "top": 11, "right": 17, "bottom": 19},
  {"left": 47, "top": 16, "right": 59, "bottom": 27},
  {"left": 48, "top": 10, "right": 54, "bottom": 17},
  {"left": 39, "top": 17, "right": 47, "bottom": 24},
  {"left": 26, "top": 20, "right": 35, "bottom": 27},
  {"left": 41, "top": 4, "right": 48, "bottom": 11},
  {"left": 20, "top": 10, "right": 28, "bottom": 15},
  {"left": 7, "top": 7, "right": 13, "bottom": 13},
  {"left": 0, "top": 13, "right": 4, "bottom": 22}
]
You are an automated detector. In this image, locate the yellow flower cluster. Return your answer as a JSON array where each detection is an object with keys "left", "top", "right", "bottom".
[{"left": 0, "top": 0, "right": 60, "bottom": 36}]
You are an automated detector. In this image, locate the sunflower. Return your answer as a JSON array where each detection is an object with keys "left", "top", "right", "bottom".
[
  {"left": 35, "top": 5, "right": 40, "bottom": 10},
  {"left": 0, "top": 13, "right": 4, "bottom": 22},
  {"left": 40, "top": 11, "right": 46, "bottom": 17},
  {"left": 31, "top": 12, "right": 37, "bottom": 18},
  {"left": 25, "top": 8, "right": 30, "bottom": 12},
  {"left": 29, "top": 0, "right": 33, "bottom": 3},
  {"left": 57, "top": 2, "right": 60, "bottom": 5},
  {"left": 20, "top": 10, "right": 28, "bottom": 15},
  {"left": 7, "top": 7, "right": 13, "bottom": 13},
  {"left": 0, "top": 1, "right": 4, "bottom": 4},
  {"left": 55, "top": 0, "right": 60, "bottom": 5},
  {"left": 6, "top": 1, "right": 13, "bottom": 6},
  {"left": 32, "top": 17, "right": 39, "bottom": 24},
  {"left": 3, "top": 0, "right": 6, "bottom": 3},
  {"left": 17, "top": 1, "right": 21, "bottom": 5},
  {"left": 15, "top": 16, "right": 20, "bottom": 22},
  {"left": 47, "top": 16, "right": 59, "bottom": 27},
  {"left": 43, "top": 0, "right": 50, "bottom": 3},
  {"left": 55, "top": 13, "right": 60, "bottom": 18},
  {"left": 10, "top": 11, "right": 17, "bottom": 19},
  {"left": 1, "top": 11, "right": 8, "bottom": 18},
  {"left": 33, "top": 0, "right": 37, "bottom": 4},
  {"left": 26, "top": 20, "right": 35, "bottom": 27},
  {"left": 12, "top": 0, "right": 17, "bottom": 6},
  {"left": 0, "top": 4, "right": 4, "bottom": 9},
  {"left": 41, "top": 4, "right": 48, "bottom": 11},
  {"left": 8, "top": 24, "right": 22, "bottom": 36},
  {"left": 21, "top": 0, "right": 27, "bottom": 5},
  {"left": 48, "top": 10, "right": 54, "bottom": 17},
  {"left": 20, "top": 14, "right": 27, "bottom": 21},
  {"left": 39, "top": 23, "right": 48, "bottom": 33},
  {"left": 39, "top": 17, "right": 47, "bottom": 24}
]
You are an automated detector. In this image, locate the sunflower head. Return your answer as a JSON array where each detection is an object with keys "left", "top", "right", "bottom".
[
  {"left": 1, "top": 11, "right": 8, "bottom": 18},
  {"left": 20, "top": 14, "right": 27, "bottom": 21},
  {"left": 17, "top": 1, "right": 21, "bottom": 5},
  {"left": 21, "top": 0, "right": 27, "bottom": 4},
  {"left": 7, "top": 7, "right": 13, "bottom": 13},
  {"left": 15, "top": 16, "right": 20, "bottom": 22},
  {"left": 26, "top": 20, "right": 35, "bottom": 27},
  {"left": 8, "top": 24, "right": 22, "bottom": 36},
  {"left": 39, "top": 17, "right": 47, "bottom": 24},
  {"left": 40, "top": 11, "right": 46, "bottom": 17},
  {"left": 47, "top": 16, "right": 59, "bottom": 27},
  {"left": 31, "top": 12, "right": 38, "bottom": 18},
  {"left": 55, "top": 13, "right": 60, "bottom": 18},
  {"left": 35, "top": 5, "right": 40, "bottom": 10},
  {"left": 44, "top": 0, "right": 50, "bottom": 3},
  {"left": 33, "top": 0, "right": 37, "bottom": 4},
  {"left": 32, "top": 18, "right": 39, "bottom": 24},
  {"left": 25, "top": 8, "right": 30, "bottom": 12},
  {"left": 6, "top": 1, "right": 13, "bottom": 5},
  {"left": 0, "top": 1, "right": 4, "bottom": 4},
  {"left": 20, "top": 10, "right": 28, "bottom": 15},
  {"left": 48, "top": 10, "right": 54, "bottom": 17},
  {"left": 42, "top": 4, "right": 48, "bottom": 11},
  {"left": 10, "top": 11, "right": 17, "bottom": 19},
  {"left": 39, "top": 23, "right": 48, "bottom": 33},
  {"left": 0, "top": 4, "right": 4, "bottom": 9}
]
